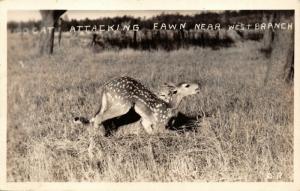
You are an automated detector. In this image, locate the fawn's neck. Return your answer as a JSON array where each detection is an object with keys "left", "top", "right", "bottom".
[{"left": 168, "top": 94, "right": 184, "bottom": 110}]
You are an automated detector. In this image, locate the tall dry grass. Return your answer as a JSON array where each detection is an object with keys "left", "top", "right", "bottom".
[{"left": 7, "top": 33, "right": 293, "bottom": 181}]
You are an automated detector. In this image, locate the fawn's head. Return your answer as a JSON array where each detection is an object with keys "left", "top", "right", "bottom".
[
  {"left": 163, "top": 82, "right": 200, "bottom": 98},
  {"left": 158, "top": 81, "right": 200, "bottom": 109}
]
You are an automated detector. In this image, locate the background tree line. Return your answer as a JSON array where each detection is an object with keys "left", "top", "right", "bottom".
[
  {"left": 7, "top": 10, "right": 294, "bottom": 33},
  {"left": 7, "top": 10, "right": 294, "bottom": 84}
]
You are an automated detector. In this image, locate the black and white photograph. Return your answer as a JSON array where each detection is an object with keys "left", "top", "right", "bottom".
[{"left": 0, "top": 0, "right": 299, "bottom": 190}]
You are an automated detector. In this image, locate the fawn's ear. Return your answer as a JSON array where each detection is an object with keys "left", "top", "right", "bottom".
[
  {"left": 163, "top": 82, "right": 176, "bottom": 89},
  {"left": 171, "top": 90, "right": 178, "bottom": 95},
  {"left": 163, "top": 82, "right": 178, "bottom": 95}
]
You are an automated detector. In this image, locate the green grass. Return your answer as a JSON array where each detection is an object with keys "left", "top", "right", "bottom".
[{"left": 7, "top": 33, "right": 293, "bottom": 181}]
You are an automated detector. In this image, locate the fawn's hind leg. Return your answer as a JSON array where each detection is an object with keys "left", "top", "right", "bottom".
[
  {"left": 93, "top": 92, "right": 132, "bottom": 135},
  {"left": 93, "top": 106, "right": 131, "bottom": 136},
  {"left": 93, "top": 104, "right": 131, "bottom": 129}
]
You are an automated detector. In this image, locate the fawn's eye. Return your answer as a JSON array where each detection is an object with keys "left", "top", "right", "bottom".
[
  {"left": 185, "top": 84, "right": 190, "bottom": 88},
  {"left": 172, "top": 90, "right": 178, "bottom": 94}
]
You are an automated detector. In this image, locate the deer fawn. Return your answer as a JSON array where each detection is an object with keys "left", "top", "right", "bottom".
[{"left": 74, "top": 76, "right": 200, "bottom": 135}]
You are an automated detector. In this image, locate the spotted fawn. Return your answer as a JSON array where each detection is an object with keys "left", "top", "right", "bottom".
[{"left": 74, "top": 76, "right": 200, "bottom": 134}]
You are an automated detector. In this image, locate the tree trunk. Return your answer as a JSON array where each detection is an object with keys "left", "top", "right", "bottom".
[
  {"left": 39, "top": 10, "right": 66, "bottom": 55},
  {"left": 58, "top": 18, "right": 63, "bottom": 46},
  {"left": 261, "top": 13, "right": 274, "bottom": 58},
  {"left": 284, "top": 33, "right": 294, "bottom": 84},
  {"left": 262, "top": 12, "right": 275, "bottom": 85}
]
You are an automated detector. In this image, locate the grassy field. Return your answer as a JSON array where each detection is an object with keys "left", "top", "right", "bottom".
[{"left": 7, "top": 33, "right": 293, "bottom": 181}]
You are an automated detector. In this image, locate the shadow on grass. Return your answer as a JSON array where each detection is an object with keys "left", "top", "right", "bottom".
[{"left": 103, "top": 107, "right": 206, "bottom": 136}]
